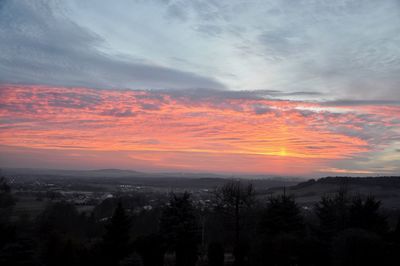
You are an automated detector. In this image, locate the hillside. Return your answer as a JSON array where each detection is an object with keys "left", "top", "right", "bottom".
[{"left": 267, "top": 176, "right": 400, "bottom": 209}]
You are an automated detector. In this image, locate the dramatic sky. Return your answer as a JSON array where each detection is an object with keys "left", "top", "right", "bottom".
[{"left": 0, "top": 0, "right": 399, "bottom": 176}]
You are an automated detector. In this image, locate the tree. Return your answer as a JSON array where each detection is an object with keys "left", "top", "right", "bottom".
[
  {"left": 37, "top": 201, "right": 83, "bottom": 237},
  {"left": 259, "top": 194, "right": 305, "bottom": 236},
  {"left": 0, "top": 177, "right": 15, "bottom": 225},
  {"left": 332, "top": 229, "right": 387, "bottom": 266},
  {"left": 252, "top": 194, "right": 305, "bottom": 266},
  {"left": 391, "top": 215, "right": 400, "bottom": 264},
  {"left": 349, "top": 195, "right": 388, "bottom": 235},
  {"left": 395, "top": 215, "right": 400, "bottom": 243},
  {"left": 0, "top": 238, "right": 38, "bottom": 266},
  {"left": 207, "top": 242, "right": 224, "bottom": 266},
  {"left": 0, "top": 177, "right": 16, "bottom": 249},
  {"left": 36, "top": 202, "right": 84, "bottom": 266},
  {"left": 214, "top": 180, "right": 255, "bottom": 266},
  {"left": 159, "top": 192, "right": 199, "bottom": 266},
  {"left": 215, "top": 181, "right": 255, "bottom": 242},
  {"left": 315, "top": 187, "right": 350, "bottom": 238},
  {"left": 135, "top": 234, "right": 165, "bottom": 266},
  {"left": 102, "top": 202, "right": 132, "bottom": 266},
  {"left": 120, "top": 253, "right": 143, "bottom": 266}
]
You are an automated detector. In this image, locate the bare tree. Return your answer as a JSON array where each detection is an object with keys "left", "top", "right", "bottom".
[{"left": 214, "top": 180, "right": 255, "bottom": 266}]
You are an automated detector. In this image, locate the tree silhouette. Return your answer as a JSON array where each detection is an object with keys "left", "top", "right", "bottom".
[
  {"left": 37, "top": 201, "right": 83, "bottom": 237},
  {"left": 0, "top": 177, "right": 16, "bottom": 250},
  {"left": 391, "top": 215, "right": 400, "bottom": 264},
  {"left": 395, "top": 215, "right": 400, "bottom": 243},
  {"left": 0, "top": 177, "right": 15, "bottom": 225},
  {"left": 259, "top": 194, "right": 305, "bottom": 236},
  {"left": 215, "top": 180, "right": 255, "bottom": 266},
  {"left": 0, "top": 238, "right": 37, "bottom": 266},
  {"left": 207, "top": 242, "right": 224, "bottom": 266},
  {"left": 120, "top": 253, "right": 143, "bottom": 266},
  {"left": 102, "top": 202, "right": 132, "bottom": 266},
  {"left": 135, "top": 234, "right": 165, "bottom": 266},
  {"left": 315, "top": 187, "right": 350, "bottom": 238},
  {"left": 349, "top": 195, "right": 388, "bottom": 234},
  {"left": 159, "top": 192, "right": 199, "bottom": 266},
  {"left": 36, "top": 202, "right": 85, "bottom": 266},
  {"left": 252, "top": 194, "right": 305, "bottom": 266},
  {"left": 332, "top": 229, "right": 387, "bottom": 266}
]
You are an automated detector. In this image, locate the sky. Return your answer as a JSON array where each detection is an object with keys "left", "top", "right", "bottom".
[{"left": 0, "top": 0, "right": 399, "bottom": 176}]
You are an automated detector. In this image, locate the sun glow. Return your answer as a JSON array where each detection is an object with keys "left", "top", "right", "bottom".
[{"left": 278, "top": 147, "right": 287, "bottom": 157}]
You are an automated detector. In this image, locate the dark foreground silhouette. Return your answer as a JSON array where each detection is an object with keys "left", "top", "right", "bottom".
[{"left": 1, "top": 176, "right": 400, "bottom": 266}]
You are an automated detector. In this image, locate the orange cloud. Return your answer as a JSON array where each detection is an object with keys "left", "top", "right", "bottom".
[{"left": 1, "top": 84, "right": 398, "bottom": 175}]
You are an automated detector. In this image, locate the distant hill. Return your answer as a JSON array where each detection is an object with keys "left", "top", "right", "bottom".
[
  {"left": 1, "top": 168, "right": 144, "bottom": 178},
  {"left": 267, "top": 176, "right": 400, "bottom": 208},
  {"left": 1, "top": 167, "right": 298, "bottom": 190}
]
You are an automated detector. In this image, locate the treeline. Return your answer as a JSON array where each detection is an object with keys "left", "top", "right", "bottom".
[
  {"left": 1, "top": 177, "right": 400, "bottom": 266},
  {"left": 296, "top": 176, "right": 400, "bottom": 187}
]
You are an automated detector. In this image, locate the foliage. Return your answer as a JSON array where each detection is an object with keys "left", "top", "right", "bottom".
[
  {"left": 101, "top": 202, "right": 132, "bottom": 266},
  {"left": 315, "top": 187, "right": 350, "bottom": 237},
  {"left": 159, "top": 192, "right": 199, "bottom": 266},
  {"left": 331, "top": 229, "right": 387, "bottom": 266},
  {"left": 214, "top": 181, "right": 255, "bottom": 266},
  {"left": 37, "top": 201, "right": 84, "bottom": 237},
  {"left": 349, "top": 195, "right": 388, "bottom": 234},
  {"left": 0, "top": 177, "right": 16, "bottom": 224},
  {"left": 251, "top": 194, "right": 305, "bottom": 266},
  {"left": 259, "top": 194, "right": 305, "bottom": 236},
  {"left": 207, "top": 242, "right": 224, "bottom": 266},
  {"left": 135, "top": 234, "right": 165, "bottom": 266},
  {"left": 0, "top": 179, "right": 398, "bottom": 266}
]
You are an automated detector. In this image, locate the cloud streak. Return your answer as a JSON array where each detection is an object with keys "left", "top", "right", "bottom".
[{"left": 1, "top": 84, "right": 399, "bottom": 175}]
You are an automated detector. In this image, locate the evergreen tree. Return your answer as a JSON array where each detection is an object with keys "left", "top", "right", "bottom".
[
  {"left": 159, "top": 192, "right": 199, "bottom": 266},
  {"left": 252, "top": 194, "right": 305, "bottom": 266},
  {"left": 207, "top": 242, "right": 224, "bottom": 266},
  {"left": 395, "top": 215, "right": 400, "bottom": 243},
  {"left": 0, "top": 238, "right": 38, "bottom": 266},
  {"left": 332, "top": 229, "right": 387, "bottom": 266},
  {"left": 135, "top": 234, "right": 165, "bottom": 266},
  {"left": 349, "top": 195, "right": 388, "bottom": 234},
  {"left": 315, "top": 187, "right": 350, "bottom": 237},
  {"left": 102, "top": 202, "right": 132, "bottom": 266},
  {"left": 259, "top": 194, "right": 305, "bottom": 236},
  {"left": 120, "top": 253, "right": 143, "bottom": 266},
  {"left": 0, "top": 177, "right": 15, "bottom": 225},
  {"left": 37, "top": 201, "right": 82, "bottom": 237},
  {"left": 0, "top": 177, "right": 16, "bottom": 250}
]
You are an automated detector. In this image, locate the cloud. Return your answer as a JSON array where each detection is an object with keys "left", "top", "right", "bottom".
[
  {"left": 1, "top": 84, "right": 399, "bottom": 175},
  {"left": 1, "top": 1, "right": 399, "bottom": 175},
  {"left": 322, "top": 99, "right": 400, "bottom": 107},
  {"left": 255, "top": 0, "right": 400, "bottom": 101},
  {"left": 252, "top": 104, "right": 271, "bottom": 115},
  {"left": 2, "top": 0, "right": 399, "bottom": 101},
  {"left": 0, "top": 1, "right": 224, "bottom": 90},
  {"left": 139, "top": 103, "right": 160, "bottom": 111},
  {"left": 164, "top": 0, "right": 400, "bottom": 100},
  {"left": 100, "top": 108, "right": 136, "bottom": 117},
  {"left": 163, "top": 88, "right": 322, "bottom": 101}
]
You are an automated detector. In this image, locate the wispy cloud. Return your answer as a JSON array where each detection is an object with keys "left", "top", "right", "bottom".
[
  {"left": 0, "top": 1, "right": 224, "bottom": 90},
  {"left": 1, "top": 84, "right": 399, "bottom": 175},
  {"left": 1, "top": 0, "right": 399, "bottom": 100}
]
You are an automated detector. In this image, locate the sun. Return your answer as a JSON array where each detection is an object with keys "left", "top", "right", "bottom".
[{"left": 278, "top": 147, "right": 287, "bottom": 156}]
